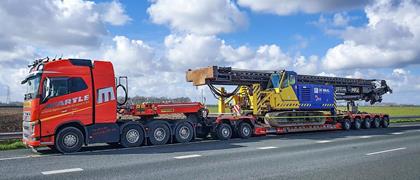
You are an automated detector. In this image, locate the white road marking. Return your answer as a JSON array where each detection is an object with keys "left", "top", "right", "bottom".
[
  {"left": 359, "top": 136, "right": 372, "bottom": 139},
  {"left": 366, "top": 147, "right": 406, "bottom": 156},
  {"left": 316, "top": 140, "right": 332, "bottom": 143},
  {"left": 0, "top": 155, "right": 43, "bottom": 161},
  {"left": 0, "top": 156, "right": 29, "bottom": 161},
  {"left": 257, "top": 146, "right": 277, "bottom": 150},
  {"left": 399, "top": 124, "right": 415, "bottom": 127},
  {"left": 41, "top": 168, "right": 84, "bottom": 175},
  {"left": 174, "top": 154, "right": 202, "bottom": 159},
  {"left": 391, "top": 132, "right": 404, "bottom": 135}
]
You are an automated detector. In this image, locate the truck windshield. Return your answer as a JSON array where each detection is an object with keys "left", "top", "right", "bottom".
[{"left": 23, "top": 75, "right": 41, "bottom": 100}]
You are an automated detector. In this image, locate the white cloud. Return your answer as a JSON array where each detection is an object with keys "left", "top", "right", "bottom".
[
  {"left": 164, "top": 34, "right": 226, "bottom": 70},
  {"left": 333, "top": 13, "right": 350, "bottom": 27},
  {"left": 238, "top": 0, "right": 369, "bottom": 15},
  {"left": 100, "top": 1, "right": 132, "bottom": 26},
  {"left": 104, "top": 36, "right": 157, "bottom": 77},
  {"left": 0, "top": 0, "right": 130, "bottom": 50},
  {"left": 0, "top": 0, "right": 131, "bottom": 101},
  {"left": 102, "top": 35, "right": 202, "bottom": 99},
  {"left": 323, "top": 0, "right": 420, "bottom": 70},
  {"left": 293, "top": 55, "right": 319, "bottom": 74},
  {"left": 164, "top": 34, "right": 292, "bottom": 71},
  {"left": 147, "top": 0, "right": 247, "bottom": 35},
  {"left": 232, "top": 45, "right": 291, "bottom": 70},
  {"left": 392, "top": 68, "right": 408, "bottom": 76}
]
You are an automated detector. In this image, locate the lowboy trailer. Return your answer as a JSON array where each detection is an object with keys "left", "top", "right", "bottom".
[{"left": 20, "top": 59, "right": 392, "bottom": 153}]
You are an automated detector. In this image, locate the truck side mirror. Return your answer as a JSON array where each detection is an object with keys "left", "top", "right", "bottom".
[{"left": 42, "top": 77, "right": 51, "bottom": 102}]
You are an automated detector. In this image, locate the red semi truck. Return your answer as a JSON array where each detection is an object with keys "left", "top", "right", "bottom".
[{"left": 21, "top": 58, "right": 391, "bottom": 153}]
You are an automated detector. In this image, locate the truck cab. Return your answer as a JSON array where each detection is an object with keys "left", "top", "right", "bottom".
[{"left": 21, "top": 59, "right": 119, "bottom": 152}]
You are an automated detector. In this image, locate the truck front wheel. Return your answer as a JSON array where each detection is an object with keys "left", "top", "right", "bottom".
[
  {"left": 120, "top": 125, "right": 144, "bottom": 148},
  {"left": 55, "top": 127, "right": 84, "bottom": 153}
]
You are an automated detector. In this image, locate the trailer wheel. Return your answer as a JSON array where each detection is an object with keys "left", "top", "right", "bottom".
[
  {"left": 238, "top": 122, "right": 252, "bottom": 139},
  {"left": 362, "top": 118, "right": 371, "bottom": 129},
  {"left": 371, "top": 117, "right": 380, "bottom": 128},
  {"left": 174, "top": 122, "right": 194, "bottom": 143},
  {"left": 341, "top": 119, "right": 351, "bottom": 130},
  {"left": 381, "top": 117, "right": 390, "bottom": 128},
  {"left": 353, "top": 118, "right": 361, "bottom": 130},
  {"left": 55, "top": 127, "right": 84, "bottom": 153},
  {"left": 120, "top": 125, "right": 144, "bottom": 148},
  {"left": 149, "top": 123, "right": 170, "bottom": 145},
  {"left": 216, "top": 123, "right": 232, "bottom": 140}
]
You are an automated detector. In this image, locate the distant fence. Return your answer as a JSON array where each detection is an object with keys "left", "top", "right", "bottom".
[
  {"left": 0, "top": 105, "right": 23, "bottom": 108},
  {"left": 0, "top": 132, "right": 21, "bottom": 141}
]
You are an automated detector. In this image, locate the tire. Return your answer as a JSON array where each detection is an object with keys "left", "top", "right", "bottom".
[
  {"left": 55, "top": 127, "right": 84, "bottom": 153},
  {"left": 174, "top": 122, "right": 194, "bottom": 143},
  {"left": 341, "top": 119, "right": 351, "bottom": 130},
  {"left": 120, "top": 125, "right": 144, "bottom": 148},
  {"left": 371, "top": 117, "right": 380, "bottom": 128},
  {"left": 148, "top": 123, "right": 170, "bottom": 145},
  {"left": 352, "top": 118, "right": 361, "bottom": 130},
  {"left": 362, "top": 118, "right": 371, "bottom": 129},
  {"left": 381, "top": 116, "right": 390, "bottom": 128},
  {"left": 216, "top": 123, "right": 232, "bottom": 140},
  {"left": 238, "top": 122, "right": 252, "bottom": 139}
]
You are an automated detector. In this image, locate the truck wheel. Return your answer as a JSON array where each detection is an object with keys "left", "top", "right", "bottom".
[
  {"left": 371, "top": 117, "right": 380, "bottom": 128},
  {"left": 238, "top": 122, "right": 252, "bottom": 139},
  {"left": 174, "top": 122, "right": 194, "bottom": 143},
  {"left": 381, "top": 117, "right": 390, "bottom": 128},
  {"left": 216, "top": 123, "right": 232, "bottom": 140},
  {"left": 120, "top": 125, "right": 144, "bottom": 148},
  {"left": 55, "top": 127, "right": 84, "bottom": 153},
  {"left": 149, "top": 123, "right": 170, "bottom": 145},
  {"left": 341, "top": 119, "right": 351, "bottom": 130},
  {"left": 362, "top": 118, "right": 371, "bottom": 129},
  {"left": 352, "top": 118, "right": 361, "bottom": 130}
]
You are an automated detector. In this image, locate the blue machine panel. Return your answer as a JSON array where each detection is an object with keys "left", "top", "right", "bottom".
[{"left": 295, "top": 84, "right": 334, "bottom": 110}]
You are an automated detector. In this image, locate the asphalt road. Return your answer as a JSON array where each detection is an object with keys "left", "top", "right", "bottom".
[{"left": 1, "top": 123, "right": 420, "bottom": 180}]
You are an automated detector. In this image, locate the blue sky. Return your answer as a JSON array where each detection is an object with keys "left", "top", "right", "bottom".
[{"left": 0, "top": 0, "right": 420, "bottom": 104}]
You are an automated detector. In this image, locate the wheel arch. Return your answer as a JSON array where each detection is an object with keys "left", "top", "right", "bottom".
[{"left": 54, "top": 120, "right": 87, "bottom": 145}]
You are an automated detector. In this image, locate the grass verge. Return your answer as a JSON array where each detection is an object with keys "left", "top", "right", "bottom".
[
  {"left": 0, "top": 139, "right": 25, "bottom": 151},
  {"left": 390, "top": 118, "right": 420, "bottom": 123}
]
